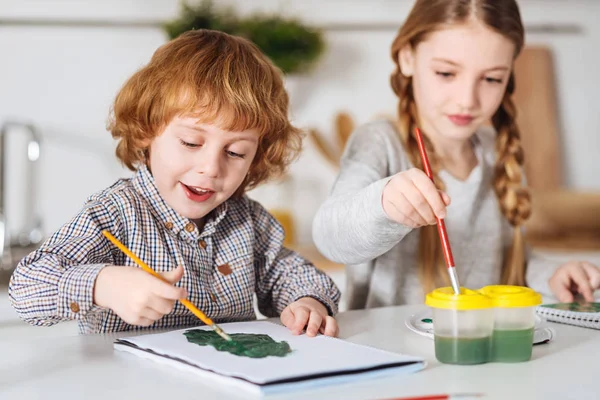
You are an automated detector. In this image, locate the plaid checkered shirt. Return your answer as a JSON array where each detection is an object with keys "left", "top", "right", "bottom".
[{"left": 9, "top": 165, "right": 340, "bottom": 333}]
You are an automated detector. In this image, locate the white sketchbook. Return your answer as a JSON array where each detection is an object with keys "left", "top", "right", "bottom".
[{"left": 114, "top": 321, "right": 425, "bottom": 395}]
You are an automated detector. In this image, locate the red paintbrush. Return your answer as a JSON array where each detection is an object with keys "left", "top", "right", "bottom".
[
  {"left": 414, "top": 127, "right": 461, "bottom": 295},
  {"left": 380, "top": 394, "right": 484, "bottom": 400}
]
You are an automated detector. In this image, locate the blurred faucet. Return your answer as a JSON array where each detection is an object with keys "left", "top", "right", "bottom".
[{"left": 0, "top": 120, "right": 43, "bottom": 270}]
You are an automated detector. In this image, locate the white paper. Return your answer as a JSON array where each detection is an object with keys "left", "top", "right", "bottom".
[{"left": 114, "top": 320, "right": 424, "bottom": 391}]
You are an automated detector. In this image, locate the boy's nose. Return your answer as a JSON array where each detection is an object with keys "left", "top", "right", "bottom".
[{"left": 196, "top": 149, "right": 221, "bottom": 178}]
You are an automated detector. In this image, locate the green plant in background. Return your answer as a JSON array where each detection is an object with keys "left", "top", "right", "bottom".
[
  {"left": 164, "top": 0, "right": 325, "bottom": 74},
  {"left": 164, "top": 1, "right": 237, "bottom": 37}
]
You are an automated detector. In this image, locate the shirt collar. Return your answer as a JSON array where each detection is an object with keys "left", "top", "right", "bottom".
[{"left": 131, "top": 165, "right": 228, "bottom": 240}]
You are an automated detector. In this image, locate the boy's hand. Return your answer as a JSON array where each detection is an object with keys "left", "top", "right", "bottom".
[
  {"left": 93, "top": 265, "right": 187, "bottom": 326},
  {"left": 549, "top": 261, "right": 600, "bottom": 303},
  {"left": 382, "top": 168, "right": 451, "bottom": 228},
  {"left": 280, "top": 297, "right": 338, "bottom": 337}
]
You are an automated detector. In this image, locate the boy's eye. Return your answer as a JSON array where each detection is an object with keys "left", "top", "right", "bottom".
[
  {"left": 484, "top": 77, "right": 503, "bottom": 84},
  {"left": 226, "top": 150, "right": 245, "bottom": 159},
  {"left": 436, "top": 71, "right": 454, "bottom": 78},
  {"left": 180, "top": 139, "right": 200, "bottom": 148}
]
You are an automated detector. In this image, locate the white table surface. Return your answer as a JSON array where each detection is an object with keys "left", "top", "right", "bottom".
[{"left": 0, "top": 303, "right": 598, "bottom": 400}]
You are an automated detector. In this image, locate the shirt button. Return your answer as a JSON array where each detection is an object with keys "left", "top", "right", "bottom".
[
  {"left": 165, "top": 221, "right": 173, "bottom": 230},
  {"left": 185, "top": 223, "right": 195, "bottom": 232},
  {"left": 209, "top": 292, "right": 218, "bottom": 303},
  {"left": 217, "top": 263, "right": 232, "bottom": 276},
  {"left": 70, "top": 302, "right": 80, "bottom": 313},
  {"left": 198, "top": 239, "right": 207, "bottom": 249}
]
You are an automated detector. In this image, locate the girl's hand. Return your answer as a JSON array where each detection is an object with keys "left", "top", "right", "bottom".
[
  {"left": 549, "top": 261, "right": 600, "bottom": 302},
  {"left": 382, "top": 168, "right": 451, "bottom": 228}
]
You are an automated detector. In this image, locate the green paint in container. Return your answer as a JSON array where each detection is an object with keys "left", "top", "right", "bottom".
[
  {"left": 491, "top": 327, "right": 534, "bottom": 362},
  {"left": 426, "top": 287, "right": 495, "bottom": 365},
  {"left": 434, "top": 335, "right": 491, "bottom": 365},
  {"left": 478, "top": 285, "right": 542, "bottom": 363}
]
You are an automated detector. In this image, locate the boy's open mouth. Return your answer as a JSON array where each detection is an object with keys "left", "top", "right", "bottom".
[
  {"left": 185, "top": 185, "right": 212, "bottom": 194},
  {"left": 181, "top": 182, "right": 215, "bottom": 202}
]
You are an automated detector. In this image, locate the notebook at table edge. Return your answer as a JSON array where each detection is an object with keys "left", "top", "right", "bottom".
[
  {"left": 113, "top": 321, "right": 427, "bottom": 395},
  {"left": 114, "top": 341, "right": 426, "bottom": 395}
]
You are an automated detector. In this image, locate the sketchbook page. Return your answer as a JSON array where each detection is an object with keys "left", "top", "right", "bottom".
[
  {"left": 537, "top": 303, "right": 600, "bottom": 329},
  {"left": 114, "top": 320, "right": 424, "bottom": 385},
  {"left": 115, "top": 344, "right": 265, "bottom": 396}
]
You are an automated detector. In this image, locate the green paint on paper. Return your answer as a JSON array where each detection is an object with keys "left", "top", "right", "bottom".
[{"left": 183, "top": 329, "right": 292, "bottom": 358}]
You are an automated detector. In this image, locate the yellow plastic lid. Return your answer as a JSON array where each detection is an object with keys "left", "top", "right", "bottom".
[
  {"left": 425, "top": 287, "right": 493, "bottom": 310},
  {"left": 478, "top": 285, "right": 542, "bottom": 308}
]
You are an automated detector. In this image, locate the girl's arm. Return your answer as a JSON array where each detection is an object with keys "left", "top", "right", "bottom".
[
  {"left": 525, "top": 248, "right": 558, "bottom": 299},
  {"left": 312, "top": 121, "right": 413, "bottom": 264}
]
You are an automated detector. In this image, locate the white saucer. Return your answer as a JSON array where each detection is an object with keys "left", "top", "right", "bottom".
[{"left": 406, "top": 309, "right": 555, "bottom": 344}]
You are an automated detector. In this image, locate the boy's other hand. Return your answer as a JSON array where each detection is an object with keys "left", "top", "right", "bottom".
[{"left": 280, "top": 297, "right": 338, "bottom": 338}]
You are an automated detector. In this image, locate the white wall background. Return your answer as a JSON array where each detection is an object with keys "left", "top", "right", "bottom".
[{"left": 1, "top": 0, "right": 599, "bottom": 248}]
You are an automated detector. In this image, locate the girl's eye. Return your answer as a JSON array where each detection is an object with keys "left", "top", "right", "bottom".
[
  {"left": 226, "top": 150, "right": 245, "bottom": 159},
  {"left": 436, "top": 71, "right": 454, "bottom": 78},
  {"left": 484, "top": 77, "right": 503, "bottom": 84},
  {"left": 180, "top": 140, "right": 200, "bottom": 148}
]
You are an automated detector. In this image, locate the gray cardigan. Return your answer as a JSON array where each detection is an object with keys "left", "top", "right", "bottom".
[{"left": 312, "top": 120, "right": 556, "bottom": 309}]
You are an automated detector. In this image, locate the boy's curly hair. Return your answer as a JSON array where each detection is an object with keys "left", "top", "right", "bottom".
[{"left": 107, "top": 29, "right": 303, "bottom": 195}]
